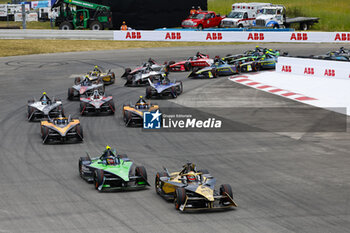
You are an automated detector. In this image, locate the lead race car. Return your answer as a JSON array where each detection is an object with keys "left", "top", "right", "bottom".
[
  {"left": 80, "top": 90, "right": 115, "bottom": 115},
  {"left": 146, "top": 76, "right": 183, "bottom": 99},
  {"left": 40, "top": 112, "right": 83, "bottom": 144},
  {"left": 122, "top": 96, "right": 160, "bottom": 127},
  {"left": 79, "top": 146, "right": 150, "bottom": 191},
  {"left": 27, "top": 92, "right": 63, "bottom": 122},
  {"left": 155, "top": 162, "right": 237, "bottom": 211},
  {"left": 68, "top": 75, "right": 105, "bottom": 100},
  {"left": 168, "top": 52, "right": 214, "bottom": 72},
  {"left": 188, "top": 58, "right": 239, "bottom": 78}
]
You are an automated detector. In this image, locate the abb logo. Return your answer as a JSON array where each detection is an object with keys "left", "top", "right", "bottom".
[
  {"left": 125, "top": 32, "right": 141, "bottom": 39},
  {"left": 206, "top": 33, "right": 222, "bottom": 40},
  {"left": 334, "top": 33, "right": 350, "bottom": 41},
  {"left": 247, "top": 33, "right": 264, "bottom": 40},
  {"left": 324, "top": 69, "right": 335, "bottom": 77},
  {"left": 281, "top": 65, "right": 292, "bottom": 72},
  {"left": 304, "top": 67, "right": 314, "bottom": 75},
  {"left": 165, "top": 32, "right": 181, "bottom": 40},
  {"left": 290, "top": 33, "right": 308, "bottom": 41}
]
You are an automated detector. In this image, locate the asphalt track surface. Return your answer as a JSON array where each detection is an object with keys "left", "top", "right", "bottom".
[{"left": 0, "top": 44, "right": 350, "bottom": 233}]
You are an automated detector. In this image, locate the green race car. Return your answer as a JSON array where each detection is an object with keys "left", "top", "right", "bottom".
[{"left": 79, "top": 147, "right": 149, "bottom": 191}]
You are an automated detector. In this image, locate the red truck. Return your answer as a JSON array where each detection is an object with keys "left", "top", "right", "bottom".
[{"left": 181, "top": 11, "right": 225, "bottom": 30}]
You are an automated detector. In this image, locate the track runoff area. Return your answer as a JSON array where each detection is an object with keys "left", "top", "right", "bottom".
[{"left": 0, "top": 43, "right": 350, "bottom": 233}]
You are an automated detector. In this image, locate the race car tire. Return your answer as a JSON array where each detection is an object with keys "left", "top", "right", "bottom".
[
  {"left": 94, "top": 169, "right": 104, "bottom": 190},
  {"left": 184, "top": 62, "right": 192, "bottom": 71},
  {"left": 80, "top": 102, "right": 86, "bottom": 115},
  {"left": 171, "top": 86, "right": 177, "bottom": 98},
  {"left": 238, "top": 24, "right": 244, "bottom": 29},
  {"left": 42, "top": 126, "right": 49, "bottom": 143},
  {"left": 254, "top": 63, "right": 261, "bottom": 72},
  {"left": 79, "top": 157, "right": 91, "bottom": 178},
  {"left": 211, "top": 68, "right": 218, "bottom": 78},
  {"left": 27, "top": 106, "right": 35, "bottom": 121},
  {"left": 126, "top": 75, "right": 133, "bottom": 86},
  {"left": 27, "top": 99, "right": 34, "bottom": 104},
  {"left": 146, "top": 86, "right": 152, "bottom": 99},
  {"left": 135, "top": 166, "right": 148, "bottom": 183},
  {"left": 176, "top": 81, "right": 183, "bottom": 94},
  {"left": 220, "top": 184, "right": 233, "bottom": 205},
  {"left": 226, "top": 54, "right": 232, "bottom": 57},
  {"left": 155, "top": 171, "right": 168, "bottom": 195},
  {"left": 109, "top": 100, "right": 115, "bottom": 114},
  {"left": 59, "top": 21, "right": 73, "bottom": 30},
  {"left": 175, "top": 188, "right": 186, "bottom": 210},
  {"left": 74, "top": 77, "right": 81, "bottom": 85},
  {"left": 76, "top": 124, "right": 83, "bottom": 140},
  {"left": 169, "top": 61, "right": 175, "bottom": 65},
  {"left": 241, "top": 65, "right": 247, "bottom": 72},
  {"left": 123, "top": 68, "right": 131, "bottom": 78},
  {"left": 197, "top": 24, "right": 203, "bottom": 30},
  {"left": 68, "top": 87, "right": 75, "bottom": 100},
  {"left": 124, "top": 111, "right": 132, "bottom": 127},
  {"left": 90, "top": 21, "right": 103, "bottom": 31}
]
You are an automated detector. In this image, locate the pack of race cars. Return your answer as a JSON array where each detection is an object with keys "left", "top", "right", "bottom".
[{"left": 25, "top": 47, "right": 347, "bottom": 211}]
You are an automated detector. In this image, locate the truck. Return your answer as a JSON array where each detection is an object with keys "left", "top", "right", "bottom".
[
  {"left": 52, "top": 0, "right": 112, "bottom": 30},
  {"left": 254, "top": 5, "right": 319, "bottom": 30},
  {"left": 181, "top": 11, "right": 225, "bottom": 30},
  {"left": 220, "top": 2, "right": 272, "bottom": 28}
]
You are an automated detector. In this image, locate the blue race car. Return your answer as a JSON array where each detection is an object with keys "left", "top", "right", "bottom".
[
  {"left": 239, "top": 53, "right": 278, "bottom": 72},
  {"left": 145, "top": 77, "right": 183, "bottom": 99},
  {"left": 188, "top": 58, "right": 239, "bottom": 78}
]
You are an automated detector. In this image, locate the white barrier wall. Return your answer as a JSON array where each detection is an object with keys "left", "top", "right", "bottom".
[
  {"left": 113, "top": 31, "right": 350, "bottom": 43},
  {"left": 276, "top": 57, "right": 350, "bottom": 80}
]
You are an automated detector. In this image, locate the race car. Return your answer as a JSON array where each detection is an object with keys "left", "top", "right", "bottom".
[
  {"left": 168, "top": 52, "right": 214, "bottom": 72},
  {"left": 239, "top": 52, "right": 278, "bottom": 72},
  {"left": 146, "top": 77, "right": 183, "bottom": 99},
  {"left": 27, "top": 92, "right": 63, "bottom": 122},
  {"left": 80, "top": 90, "right": 115, "bottom": 115},
  {"left": 85, "top": 65, "right": 115, "bottom": 85},
  {"left": 79, "top": 146, "right": 150, "bottom": 191},
  {"left": 122, "top": 96, "right": 160, "bottom": 127},
  {"left": 188, "top": 58, "right": 239, "bottom": 78},
  {"left": 155, "top": 162, "right": 237, "bottom": 211},
  {"left": 40, "top": 113, "right": 83, "bottom": 144},
  {"left": 68, "top": 75, "right": 104, "bottom": 100},
  {"left": 121, "top": 58, "right": 164, "bottom": 78},
  {"left": 310, "top": 47, "right": 350, "bottom": 61},
  {"left": 223, "top": 46, "right": 282, "bottom": 64},
  {"left": 123, "top": 64, "right": 168, "bottom": 87}
]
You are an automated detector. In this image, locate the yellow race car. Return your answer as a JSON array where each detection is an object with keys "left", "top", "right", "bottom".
[
  {"left": 41, "top": 114, "right": 83, "bottom": 144},
  {"left": 155, "top": 162, "right": 237, "bottom": 211},
  {"left": 122, "top": 96, "right": 159, "bottom": 127}
]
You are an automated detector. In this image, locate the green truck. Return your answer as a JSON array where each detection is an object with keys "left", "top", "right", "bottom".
[{"left": 52, "top": 0, "right": 113, "bottom": 30}]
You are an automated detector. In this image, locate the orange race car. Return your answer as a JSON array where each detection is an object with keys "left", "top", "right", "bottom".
[{"left": 41, "top": 114, "right": 83, "bottom": 144}]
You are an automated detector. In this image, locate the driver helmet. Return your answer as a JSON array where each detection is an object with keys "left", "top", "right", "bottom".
[
  {"left": 56, "top": 118, "right": 65, "bottom": 125},
  {"left": 41, "top": 92, "right": 48, "bottom": 105},
  {"left": 136, "top": 96, "right": 147, "bottom": 108},
  {"left": 187, "top": 171, "right": 196, "bottom": 182},
  {"left": 93, "top": 65, "right": 100, "bottom": 72},
  {"left": 93, "top": 90, "right": 100, "bottom": 99},
  {"left": 106, "top": 157, "right": 115, "bottom": 165}
]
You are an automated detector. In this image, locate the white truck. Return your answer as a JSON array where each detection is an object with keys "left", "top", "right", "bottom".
[
  {"left": 254, "top": 5, "right": 319, "bottom": 30},
  {"left": 220, "top": 2, "right": 272, "bottom": 28}
]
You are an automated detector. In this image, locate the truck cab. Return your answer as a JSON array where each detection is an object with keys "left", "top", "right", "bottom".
[
  {"left": 254, "top": 5, "right": 286, "bottom": 29},
  {"left": 220, "top": 3, "right": 271, "bottom": 28},
  {"left": 181, "top": 11, "right": 224, "bottom": 30}
]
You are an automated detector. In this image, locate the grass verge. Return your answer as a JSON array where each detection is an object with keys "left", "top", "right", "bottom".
[{"left": 0, "top": 39, "right": 243, "bottom": 57}]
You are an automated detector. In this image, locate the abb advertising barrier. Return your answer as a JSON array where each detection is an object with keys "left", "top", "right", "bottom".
[
  {"left": 113, "top": 31, "right": 350, "bottom": 43},
  {"left": 277, "top": 57, "right": 350, "bottom": 80}
]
